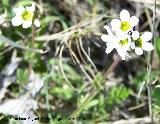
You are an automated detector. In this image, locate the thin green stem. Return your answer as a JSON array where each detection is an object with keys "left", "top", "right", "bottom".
[
  {"left": 45, "top": 82, "right": 53, "bottom": 123},
  {"left": 147, "top": 83, "right": 153, "bottom": 123},
  {"left": 146, "top": 0, "right": 157, "bottom": 123},
  {"left": 26, "top": 25, "right": 35, "bottom": 83}
]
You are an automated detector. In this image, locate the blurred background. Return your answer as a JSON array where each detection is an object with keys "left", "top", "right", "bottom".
[{"left": 0, "top": 0, "right": 160, "bottom": 123}]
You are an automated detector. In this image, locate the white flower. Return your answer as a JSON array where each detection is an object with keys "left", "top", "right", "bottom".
[
  {"left": 110, "top": 9, "right": 139, "bottom": 34},
  {"left": 101, "top": 26, "right": 119, "bottom": 54},
  {"left": 117, "top": 34, "right": 131, "bottom": 60},
  {"left": 34, "top": 19, "right": 41, "bottom": 27},
  {"left": 101, "top": 26, "right": 131, "bottom": 60},
  {"left": 131, "top": 31, "right": 154, "bottom": 55},
  {"left": 12, "top": 3, "right": 40, "bottom": 28}
]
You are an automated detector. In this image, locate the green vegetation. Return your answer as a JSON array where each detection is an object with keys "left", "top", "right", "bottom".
[{"left": 0, "top": 0, "right": 159, "bottom": 124}]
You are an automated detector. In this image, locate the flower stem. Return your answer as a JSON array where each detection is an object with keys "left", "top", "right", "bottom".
[
  {"left": 27, "top": 25, "right": 35, "bottom": 82},
  {"left": 147, "top": 83, "right": 154, "bottom": 123},
  {"left": 146, "top": 59, "right": 154, "bottom": 123},
  {"left": 146, "top": 0, "right": 157, "bottom": 123}
]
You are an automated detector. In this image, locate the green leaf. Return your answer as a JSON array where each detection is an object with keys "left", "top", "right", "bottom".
[
  {"left": 41, "top": 16, "right": 61, "bottom": 24},
  {"left": 62, "top": 64, "right": 81, "bottom": 82},
  {"left": 87, "top": 0, "right": 95, "bottom": 6},
  {"left": 0, "top": 35, "right": 43, "bottom": 53},
  {"left": 93, "top": 72, "right": 103, "bottom": 90},
  {"left": 78, "top": 95, "right": 99, "bottom": 110},
  {"left": 14, "top": 0, "right": 33, "bottom": 7},
  {"left": 107, "top": 86, "right": 131, "bottom": 105},
  {"left": 85, "top": 99, "right": 99, "bottom": 109},
  {"left": 2, "top": 0, "right": 9, "bottom": 7},
  {"left": 50, "top": 87, "right": 73, "bottom": 100},
  {"left": 16, "top": 69, "right": 29, "bottom": 84},
  {"left": 155, "top": 37, "right": 160, "bottom": 56},
  {"left": 153, "top": 88, "right": 160, "bottom": 105},
  {"left": 41, "top": 16, "right": 68, "bottom": 29}
]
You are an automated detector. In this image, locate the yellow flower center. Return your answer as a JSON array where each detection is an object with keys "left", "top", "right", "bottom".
[
  {"left": 119, "top": 39, "right": 128, "bottom": 46},
  {"left": 22, "top": 10, "right": 33, "bottom": 21},
  {"left": 134, "top": 38, "right": 142, "bottom": 48},
  {"left": 120, "top": 21, "right": 131, "bottom": 31}
]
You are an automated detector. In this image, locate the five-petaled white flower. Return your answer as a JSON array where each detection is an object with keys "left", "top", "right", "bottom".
[
  {"left": 12, "top": 3, "right": 40, "bottom": 28},
  {"left": 116, "top": 34, "right": 131, "bottom": 60},
  {"left": 131, "top": 31, "right": 154, "bottom": 55},
  {"left": 101, "top": 26, "right": 131, "bottom": 60},
  {"left": 101, "top": 9, "right": 154, "bottom": 60},
  {"left": 111, "top": 9, "right": 139, "bottom": 35}
]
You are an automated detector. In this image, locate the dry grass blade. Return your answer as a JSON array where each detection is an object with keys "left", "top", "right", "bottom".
[
  {"left": 0, "top": 35, "right": 43, "bottom": 53},
  {"left": 65, "top": 42, "right": 93, "bottom": 82},
  {"left": 76, "top": 38, "right": 88, "bottom": 65},
  {"left": 128, "top": 0, "right": 160, "bottom": 5},
  {"left": 58, "top": 37, "right": 75, "bottom": 89},
  {"left": 79, "top": 37, "right": 97, "bottom": 72},
  {"left": 35, "top": 15, "right": 105, "bottom": 42}
]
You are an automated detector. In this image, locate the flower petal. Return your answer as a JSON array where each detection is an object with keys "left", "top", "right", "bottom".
[
  {"left": 129, "top": 16, "right": 139, "bottom": 27},
  {"left": 135, "top": 47, "right": 143, "bottom": 55},
  {"left": 120, "top": 9, "right": 130, "bottom": 21},
  {"left": 101, "top": 35, "right": 114, "bottom": 43},
  {"left": 141, "top": 32, "right": 152, "bottom": 42},
  {"left": 132, "top": 31, "right": 139, "bottom": 40},
  {"left": 142, "top": 42, "right": 154, "bottom": 51},
  {"left": 13, "top": 6, "right": 25, "bottom": 15},
  {"left": 115, "top": 30, "right": 127, "bottom": 38},
  {"left": 119, "top": 52, "right": 126, "bottom": 60},
  {"left": 117, "top": 48, "right": 126, "bottom": 60},
  {"left": 34, "top": 19, "right": 41, "bottom": 27},
  {"left": 104, "top": 25, "right": 112, "bottom": 35},
  {"left": 11, "top": 16, "right": 23, "bottom": 26},
  {"left": 26, "top": 3, "right": 35, "bottom": 13},
  {"left": 131, "top": 42, "right": 135, "bottom": 49},
  {"left": 22, "top": 20, "right": 32, "bottom": 28},
  {"left": 110, "top": 19, "right": 121, "bottom": 31},
  {"left": 105, "top": 45, "right": 114, "bottom": 54}
]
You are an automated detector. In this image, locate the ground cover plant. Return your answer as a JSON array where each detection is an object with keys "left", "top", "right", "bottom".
[{"left": 0, "top": 0, "right": 160, "bottom": 124}]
